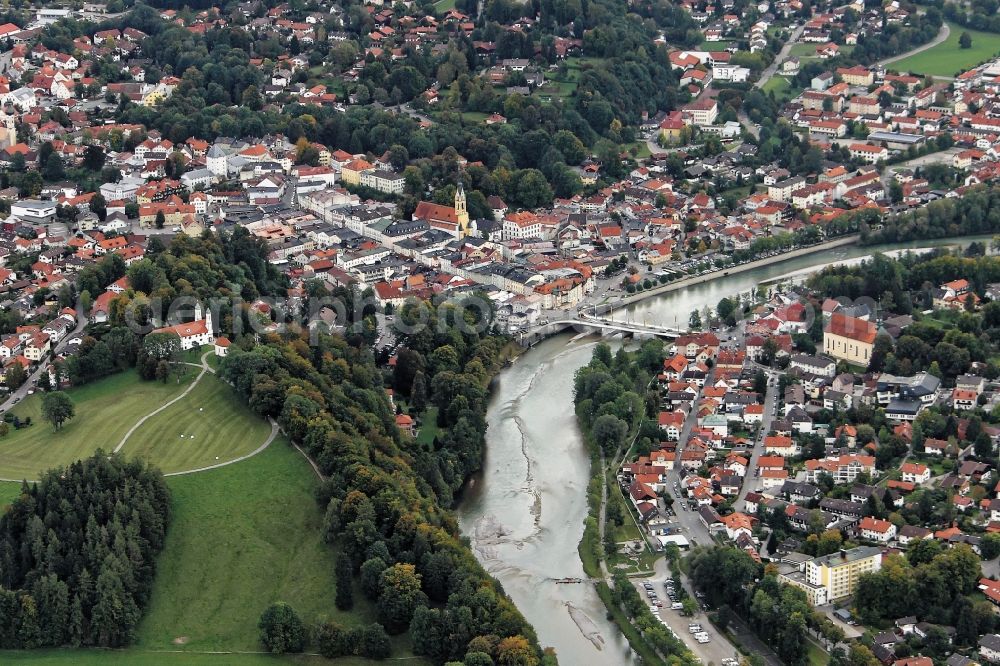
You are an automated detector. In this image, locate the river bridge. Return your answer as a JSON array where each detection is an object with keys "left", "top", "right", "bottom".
[{"left": 519, "top": 314, "right": 688, "bottom": 346}]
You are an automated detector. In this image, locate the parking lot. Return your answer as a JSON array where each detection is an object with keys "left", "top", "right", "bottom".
[{"left": 632, "top": 575, "right": 742, "bottom": 664}]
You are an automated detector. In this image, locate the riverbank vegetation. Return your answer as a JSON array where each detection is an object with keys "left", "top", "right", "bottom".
[
  {"left": 572, "top": 341, "right": 701, "bottom": 665},
  {"left": 0, "top": 453, "right": 171, "bottom": 649}
]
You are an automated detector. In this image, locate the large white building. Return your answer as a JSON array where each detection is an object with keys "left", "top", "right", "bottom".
[
  {"left": 11, "top": 200, "right": 56, "bottom": 223},
  {"left": 779, "top": 546, "right": 882, "bottom": 606},
  {"left": 149, "top": 304, "right": 215, "bottom": 351}
]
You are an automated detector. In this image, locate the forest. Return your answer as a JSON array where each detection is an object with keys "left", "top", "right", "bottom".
[
  {"left": 0, "top": 452, "right": 171, "bottom": 648},
  {"left": 218, "top": 298, "right": 548, "bottom": 664}
]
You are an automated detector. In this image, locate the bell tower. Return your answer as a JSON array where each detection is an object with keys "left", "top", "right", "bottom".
[{"left": 455, "top": 181, "right": 470, "bottom": 238}]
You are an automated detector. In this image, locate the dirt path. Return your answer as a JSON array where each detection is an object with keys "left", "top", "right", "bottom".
[
  {"left": 292, "top": 441, "right": 325, "bottom": 480},
  {"left": 113, "top": 351, "right": 214, "bottom": 454},
  {"left": 879, "top": 22, "right": 950, "bottom": 67},
  {"left": 0, "top": 350, "right": 276, "bottom": 483},
  {"left": 163, "top": 418, "right": 278, "bottom": 477}
]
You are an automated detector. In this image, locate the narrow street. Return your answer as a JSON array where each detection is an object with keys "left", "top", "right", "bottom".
[
  {"left": 665, "top": 367, "right": 714, "bottom": 545},
  {"left": 739, "top": 24, "right": 805, "bottom": 139},
  {"left": 736, "top": 370, "right": 779, "bottom": 509},
  {"left": 0, "top": 300, "right": 89, "bottom": 413}
]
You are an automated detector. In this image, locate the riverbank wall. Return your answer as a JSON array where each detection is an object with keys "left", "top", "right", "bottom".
[{"left": 595, "top": 234, "right": 862, "bottom": 316}]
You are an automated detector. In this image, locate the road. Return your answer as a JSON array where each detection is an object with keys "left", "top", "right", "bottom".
[
  {"left": 738, "top": 24, "right": 805, "bottom": 139},
  {"left": 0, "top": 302, "right": 89, "bottom": 413},
  {"left": 737, "top": 369, "right": 780, "bottom": 509},
  {"left": 757, "top": 24, "right": 805, "bottom": 91},
  {"left": 878, "top": 22, "right": 950, "bottom": 68}
]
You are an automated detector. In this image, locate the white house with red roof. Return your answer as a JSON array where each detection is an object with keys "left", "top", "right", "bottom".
[
  {"left": 859, "top": 516, "right": 896, "bottom": 542},
  {"left": 150, "top": 303, "right": 214, "bottom": 350}
]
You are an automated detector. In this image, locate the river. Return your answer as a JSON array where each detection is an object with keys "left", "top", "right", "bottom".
[
  {"left": 619, "top": 234, "right": 996, "bottom": 328},
  {"left": 457, "top": 333, "right": 639, "bottom": 665},
  {"left": 457, "top": 233, "right": 994, "bottom": 663}
]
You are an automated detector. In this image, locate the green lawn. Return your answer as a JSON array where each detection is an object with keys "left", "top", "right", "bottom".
[
  {"left": 433, "top": 0, "right": 456, "bottom": 11},
  {"left": 806, "top": 638, "right": 828, "bottom": 666},
  {"left": 461, "top": 111, "right": 489, "bottom": 123},
  {"left": 763, "top": 75, "right": 792, "bottom": 99},
  {"left": 789, "top": 43, "right": 820, "bottom": 58},
  {"left": 892, "top": 22, "right": 1000, "bottom": 77},
  {"left": 415, "top": 406, "right": 439, "bottom": 447},
  {"left": 0, "top": 433, "right": 424, "bottom": 664},
  {"left": 120, "top": 374, "right": 271, "bottom": 474},
  {"left": 0, "top": 480, "right": 22, "bottom": 507},
  {"left": 699, "top": 40, "right": 732, "bottom": 50},
  {"left": 0, "top": 370, "right": 195, "bottom": 480},
  {"left": 135, "top": 442, "right": 420, "bottom": 657},
  {"left": 627, "top": 141, "right": 652, "bottom": 159}
]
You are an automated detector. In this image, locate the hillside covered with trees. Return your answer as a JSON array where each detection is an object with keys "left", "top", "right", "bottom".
[{"left": 219, "top": 300, "right": 548, "bottom": 664}]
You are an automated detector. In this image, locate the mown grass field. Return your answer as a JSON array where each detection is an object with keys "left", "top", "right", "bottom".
[
  {"left": 121, "top": 374, "right": 270, "bottom": 473},
  {"left": 0, "top": 394, "right": 425, "bottom": 663},
  {"left": 134, "top": 442, "right": 393, "bottom": 653},
  {"left": 893, "top": 22, "right": 1000, "bottom": 76},
  {"left": 789, "top": 42, "right": 819, "bottom": 58},
  {"left": 0, "top": 369, "right": 195, "bottom": 480}
]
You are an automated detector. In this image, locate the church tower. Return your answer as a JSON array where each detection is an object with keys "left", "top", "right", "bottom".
[{"left": 455, "top": 181, "right": 470, "bottom": 238}]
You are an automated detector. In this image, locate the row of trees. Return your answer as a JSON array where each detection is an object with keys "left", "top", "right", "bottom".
[
  {"left": 865, "top": 184, "right": 1000, "bottom": 245},
  {"left": 0, "top": 452, "right": 171, "bottom": 648},
  {"left": 573, "top": 341, "right": 663, "bottom": 455}
]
